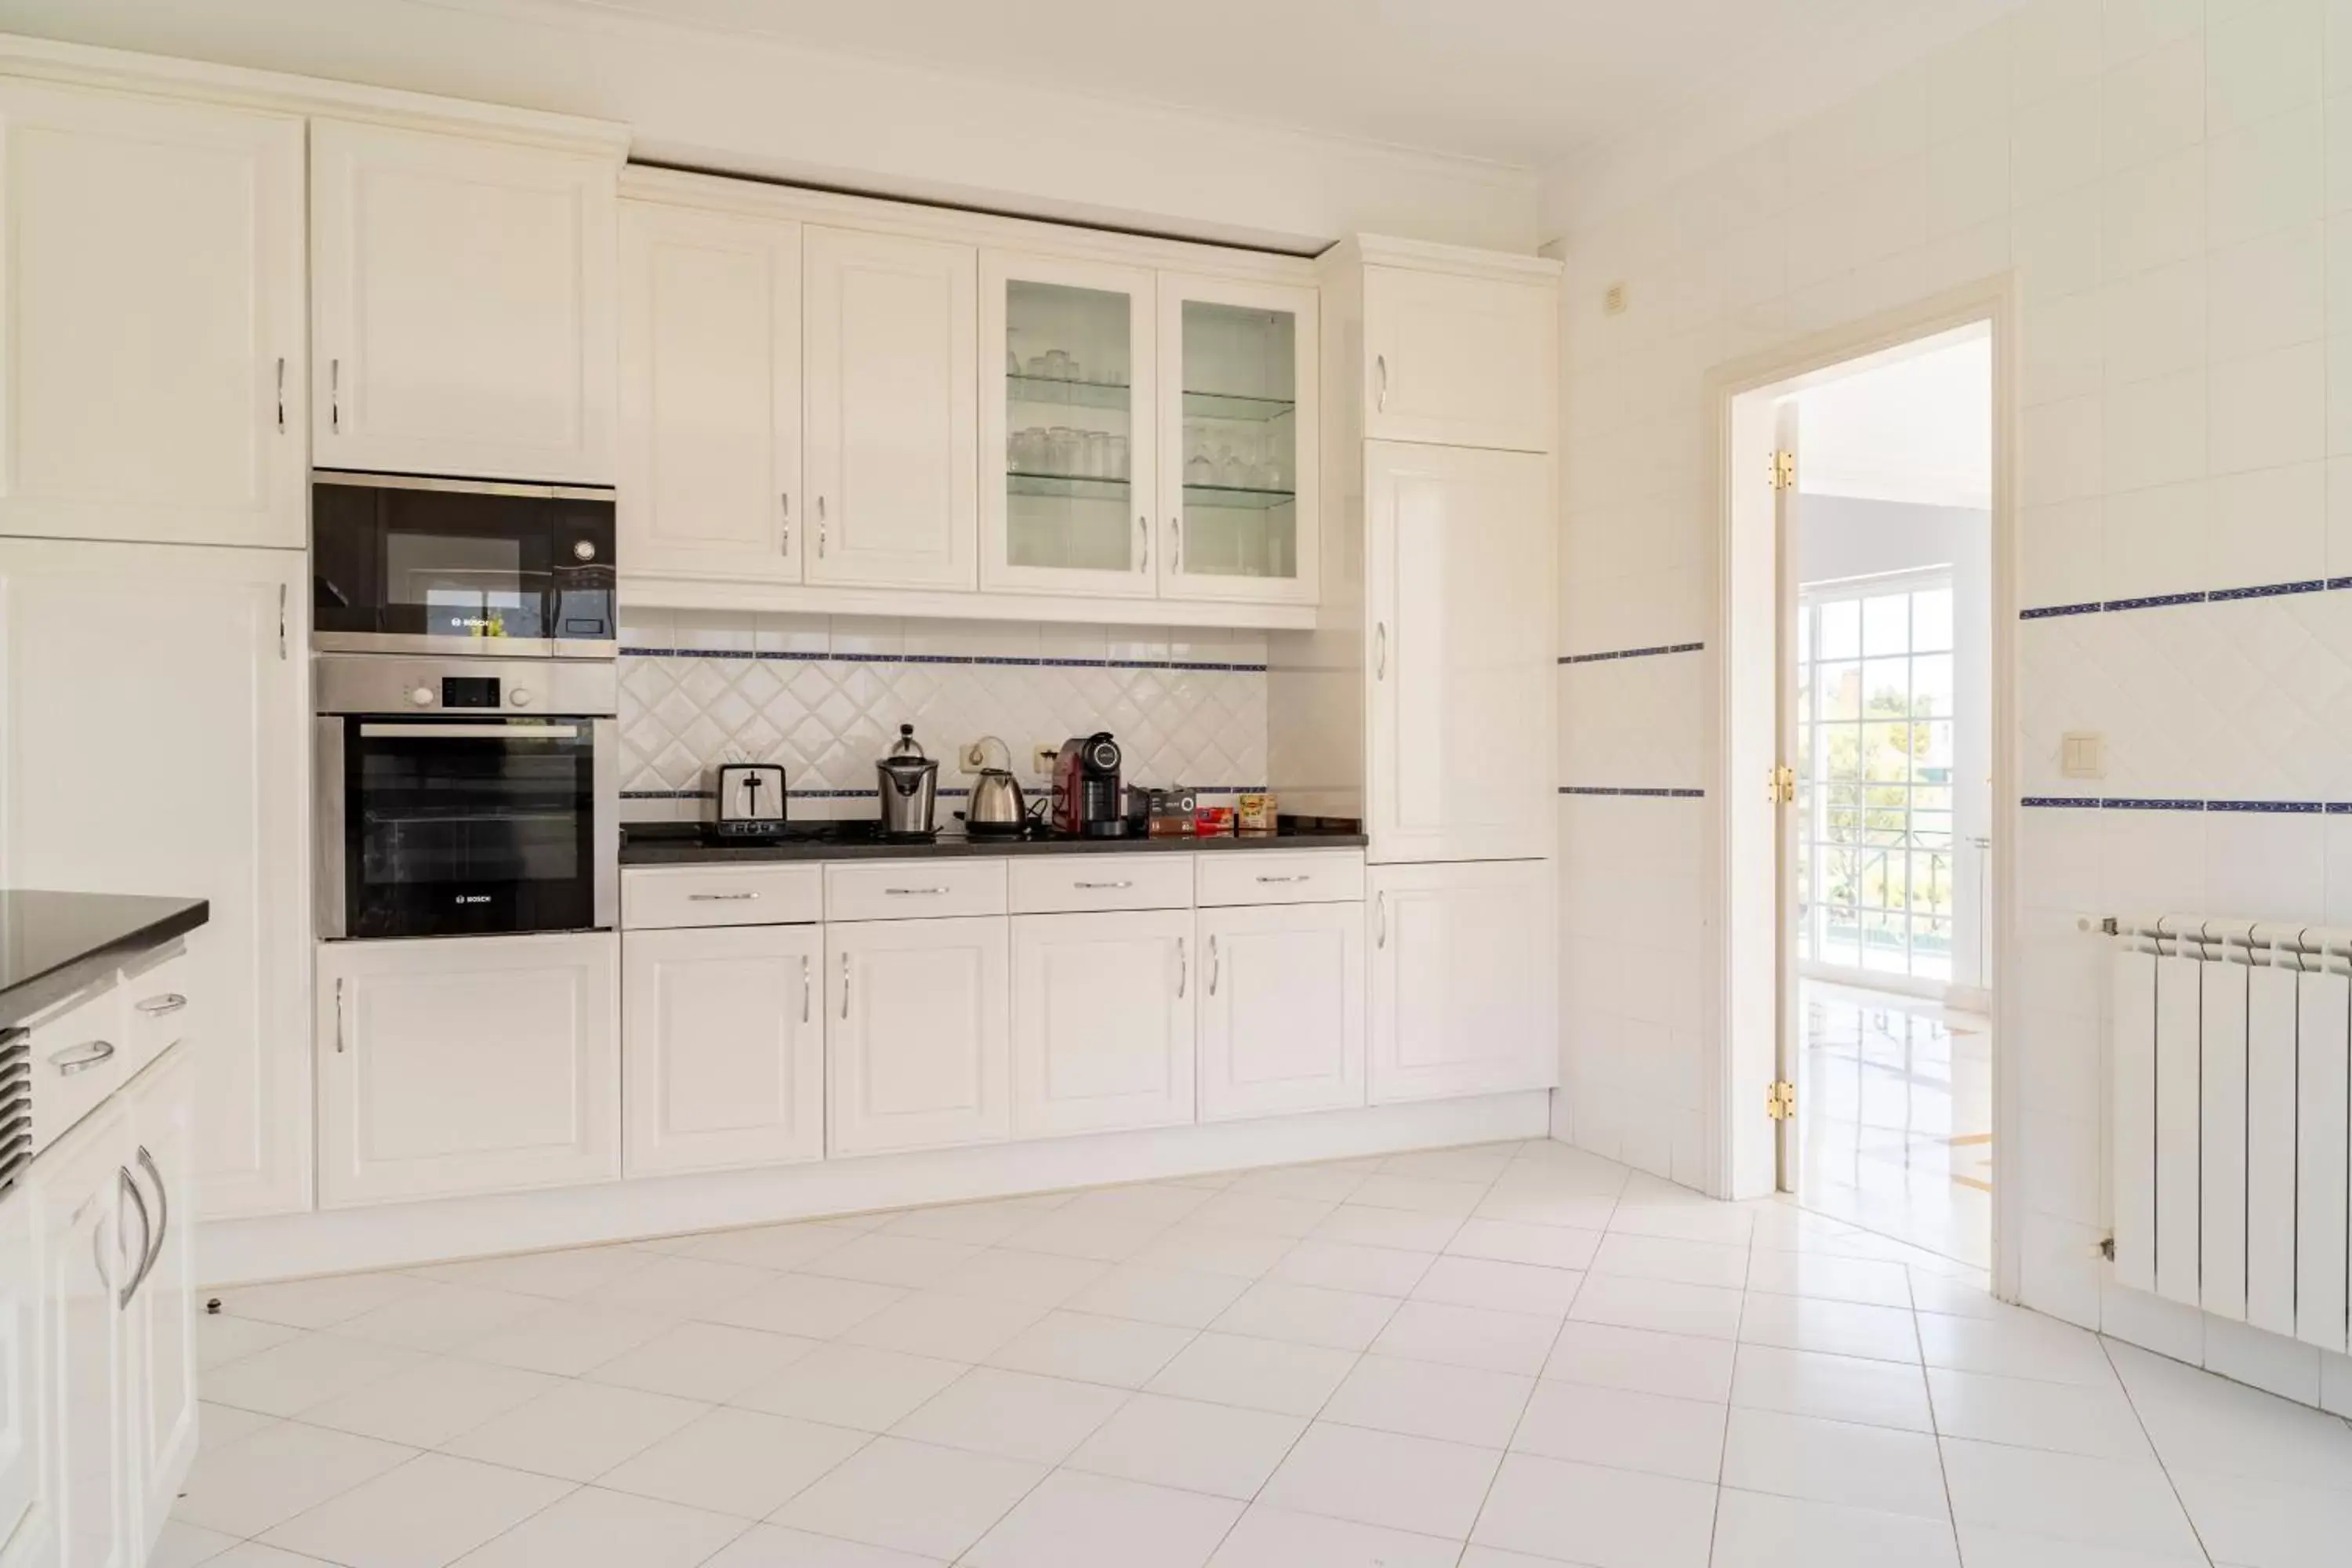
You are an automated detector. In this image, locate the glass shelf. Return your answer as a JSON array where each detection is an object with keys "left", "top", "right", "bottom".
[
  {"left": 1007, "top": 470, "right": 1131, "bottom": 501},
  {"left": 1181, "top": 481, "right": 1295, "bottom": 512},
  {"left": 1183, "top": 388, "right": 1295, "bottom": 423},
  {"left": 1004, "top": 374, "right": 1294, "bottom": 424}
]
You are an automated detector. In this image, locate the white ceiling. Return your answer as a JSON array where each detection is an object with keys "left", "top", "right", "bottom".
[{"left": 554, "top": 0, "right": 2025, "bottom": 171}]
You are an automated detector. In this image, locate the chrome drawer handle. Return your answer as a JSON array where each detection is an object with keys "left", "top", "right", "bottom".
[
  {"left": 53, "top": 1040, "right": 116, "bottom": 1076},
  {"left": 884, "top": 887, "right": 949, "bottom": 896},
  {"left": 1209, "top": 935, "right": 1220, "bottom": 996},
  {"left": 1176, "top": 936, "right": 1186, "bottom": 998},
  {"left": 1073, "top": 880, "right": 1134, "bottom": 891},
  {"left": 136, "top": 993, "right": 188, "bottom": 1016},
  {"left": 1255, "top": 875, "right": 1308, "bottom": 884},
  {"left": 688, "top": 892, "right": 761, "bottom": 902}
]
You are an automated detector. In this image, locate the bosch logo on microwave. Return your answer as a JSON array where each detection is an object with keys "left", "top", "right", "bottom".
[
  {"left": 452, "top": 894, "right": 492, "bottom": 905},
  {"left": 445, "top": 614, "right": 507, "bottom": 637}
]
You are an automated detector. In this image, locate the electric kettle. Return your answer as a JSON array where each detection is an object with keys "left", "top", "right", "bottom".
[
  {"left": 876, "top": 724, "right": 939, "bottom": 838},
  {"left": 962, "top": 735, "right": 1029, "bottom": 837}
]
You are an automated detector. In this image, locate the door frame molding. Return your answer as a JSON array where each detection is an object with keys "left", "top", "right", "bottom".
[{"left": 1700, "top": 273, "right": 2020, "bottom": 1302}]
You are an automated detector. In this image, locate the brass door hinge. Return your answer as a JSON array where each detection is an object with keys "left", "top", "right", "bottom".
[
  {"left": 1770, "top": 449, "right": 1795, "bottom": 491},
  {"left": 1766, "top": 1080, "right": 1796, "bottom": 1120},
  {"left": 1766, "top": 764, "right": 1795, "bottom": 804}
]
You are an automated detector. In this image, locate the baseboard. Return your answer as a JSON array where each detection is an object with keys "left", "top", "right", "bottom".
[{"left": 197, "top": 1091, "right": 1554, "bottom": 1286}]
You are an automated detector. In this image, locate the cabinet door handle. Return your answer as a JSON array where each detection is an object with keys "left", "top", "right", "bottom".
[
  {"left": 330, "top": 358, "right": 341, "bottom": 433},
  {"left": 884, "top": 886, "right": 949, "bottom": 897},
  {"left": 1073, "top": 880, "right": 1133, "bottom": 891},
  {"left": 782, "top": 492, "right": 792, "bottom": 555},
  {"left": 115, "top": 1166, "right": 149, "bottom": 1310},
  {"left": 1375, "top": 353, "right": 1388, "bottom": 412},
  {"left": 136, "top": 993, "right": 188, "bottom": 1017},
  {"left": 688, "top": 891, "right": 760, "bottom": 902},
  {"left": 1170, "top": 517, "right": 1182, "bottom": 573},
  {"left": 134, "top": 1145, "right": 168, "bottom": 1298},
  {"left": 840, "top": 953, "right": 851, "bottom": 1019},
  {"left": 276, "top": 357, "right": 286, "bottom": 432},
  {"left": 1138, "top": 516, "right": 1149, "bottom": 573},
  {"left": 801, "top": 954, "right": 811, "bottom": 1024},
  {"left": 1208, "top": 934, "right": 1220, "bottom": 996},
  {"left": 1375, "top": 892, "right": 1387, "bottom": 949},
  {"left": 51, "top": 1040, "right": 115, "bottom": 1077},
  {"left": 1255, "top": 874, "right": 1308, "bottom": 884},
  {"left": 335, "top": 976, "right": 347, "bottom": 1054},
  {"left": 817, "top": 495, "right": 828, "bottom": 557},
  {"left": 1176, "top": 936, "right": 1186, "bottom": 999},
  {"left": 1374, "top": 622, "right": 1388, "bottom": 680}
]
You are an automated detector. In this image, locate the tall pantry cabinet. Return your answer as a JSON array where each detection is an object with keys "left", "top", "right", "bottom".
[{"left": 1287, "top": 237, "right": 1563, "bottom": 1107}]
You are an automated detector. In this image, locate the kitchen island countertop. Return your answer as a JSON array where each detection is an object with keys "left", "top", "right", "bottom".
[
  {"left": 621, "top": 819, "right": 1367, "bottom": 866},
  {"left": 0, "top": 890, "right": 209, "bottom": 1027}
]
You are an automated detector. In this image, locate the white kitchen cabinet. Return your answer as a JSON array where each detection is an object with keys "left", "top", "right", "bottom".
[
  {"left": 31, "top": 1102, "right": 124, "bottom": 1568},
  {"left": 826, "top": 916, "right": 1009, "bottom": 1155},
  {"left": 1368, "top": 860, "right": 1556, "bottom": 1104},
  {"left": 1363, "top": 265, "right": 1556, "bottom": 453},
  {"left": 1364, "top": 442, "right": 1555, "bottom": 863},
  {"left": 0, "top": 1142, "right": 53, "bottom": 1568},
  {"left": 982, "top": 250, "right": 1159, "bottom": 597},
  {"left": 1011, "top": 910, "right": 1194, "bottom": 1136},
  {"left": 0, "top": 78, "right": 305, "bottom": 549},
  {"left": 619, "top": 201, "right": 803, "bottom": 582},
  {"left": 311, "top": 119, "right": 618, "bottom": 483},
  {"left": 623, "top": 924, "right": 823, "bottom": 1175},
  {"left": 803, "top": 226, "right": 978, "bottom": 590},
  {"left": 316, "top": 932, "right": 619, "bottom": 1207},
  {"left": 117, "top": 1048, "right": 194, "bottom": 1560},
  {"left": 0, "top": 539, "right": 310, "bottom": 1218},
  {"left": 1156, "top": 273, "right": 1319, "bottom": 606},
  {"left": 1196, "top": 902, "right": 1365, "bottom": 1122}
]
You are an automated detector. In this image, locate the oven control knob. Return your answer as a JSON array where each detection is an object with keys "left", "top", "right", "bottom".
[
  {"left": 572, "top": 539, "right": 597, "bottom": 562},
  {"left": 508, "top": 687, "right": 534, "bottom": 708},
  {"left": 408, "top": 685, "right": 434, "bottom": 708}
]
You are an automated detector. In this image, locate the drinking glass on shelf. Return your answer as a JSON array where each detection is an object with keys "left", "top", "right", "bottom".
[
  {"left": 1042, "top": 349, "right": 1073, "bottom": 380},
  {"left": 1012, "top": 428, "right": 1047, "bottom": 472},
  {"left": 1218, "top": 447, "right": 1247, "bottom": 488},
  {"left": 1027, "top": 354, "right": 1052, "bottom": 379},
  {"left": 1185, "top": 445, "right": 1214, "bottom": 485},
  {"left": 1084, "top": 430, "right": 1112, "bottom": 478},
  {"left": 1007, "top": 350, "right": 1022, "bottom": 376},
  {"left": 1048, "top": 427, "right": 1081, "bottom": 475},
  {"left": 1107, "top": 434, "right": 1131, "bottom": 480}
]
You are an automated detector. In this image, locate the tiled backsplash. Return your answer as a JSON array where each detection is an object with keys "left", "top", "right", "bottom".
[{"left": 618, "top": 610, "right": 1269, "bottom": 822}]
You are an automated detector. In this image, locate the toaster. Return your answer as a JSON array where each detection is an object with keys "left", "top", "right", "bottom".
[{"left": 712, "top": 762, "right": 786, "bottom": 831}]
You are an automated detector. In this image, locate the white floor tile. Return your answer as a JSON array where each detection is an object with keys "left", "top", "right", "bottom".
[
  {"left": 882, "top": 1200, "right": 1045, "bottom": 1247},
  {"left": 1445, "top": 1218, "right": 1602, "bottom": 1271},
  {"left": 1347, "top": 1174, "right": 1487, "bottom": 1218},
  {"left": 1207, "top": 1503, "right": 1461, "bottom": 1567},
  {"left": 677, "top": 1222, "right": 860, "bottom": 1273},
  {"left": 935, "top": 1247, "right": 1113, "bottom": 1306},
  {"left": 1510, "top": 1379, "right": 1726, "bottom": 1482},
  {"left": 196, "top": 1400, "right": 283, "bottom": 1455},
  {"left": 1737, "top": 1293, "right": 1921, "bottom": 1364},
  {"left": 449, "top": 1485, "right": 750, "bottom": 1568},
  {"left": 1719, "top": 1406, "right": 1949, "bottom": 1520},
  {"left": 1907, "top": 1273, "right": 2004, "bottom": 1320},
  {"left": 199, "top": 1333, "right": 429, "bottom": 1419},
  {"left": 582, "top": 1254, "right": 775, "bottom": 1316},
  {"left": 259, "top": 1452, "right": 572, "bottom": 1568},
  {"left": 1065, "top": 1263, "right": 1253, "bottom": 1328},
  {"left": 732, "top": 1342, "right": 965, "bottom": 1431},
  {"left": 581, "top": 1320, "right": 819, "bottom": 1403},
  {"left": 1589, "top": 1232, "right": 1751, "bottom": 1290},
  {"left": 597, "top": 1406, "right": 867, "bottom": 1518},
  {"left": 1378, "top": 1145, "right": 1515, "bottom": 1185},
  {"left": 1607, "top": 1198, "right": 1755, "bottom": 1247},
  {"left": 2170, "top": 1464, "right": 2352, "bottom": 1566},
  {"left": 1266, "top": 1240, "right": 1433, "bottom": 1297},
  {"left": 701, "top": 1523, "right": 947, "bottom": 1567},
  {"left": 1470, "top": 1450, "right": 1717, "bottom": 1568},
  {"left": 223, "top": 1272, "right": 439, "bottom": 1330},
  {"left": 335, "top": 1282, "right": 548, "bottom": 1352},
  {"left": 963, "top": 1468, "right": 1242, "bottom": 1568},
  {"left": 1225, "top": 1162, "right": 1371, "bottom": 1203},
  {"left": 1474, "top": 1185, "right": 1621, "bottom": 1232},
  {"left": 1309, "top": 1203, "right": 1464, "bottom": 1254},
  {"left": 1210, "top": 1279, "right": 1399, "bottom": 1352},
  {"left": 2112, "top": 1336, "right": 2352, "bottom": 1490},
  {"left": 1951, "top": 1523, "right": 2209, "bottom": 1566},
  {"left": 1065, "top": 1392, "right": 1306, "bottom": 1499},
  {"left": 1410, "top": 1256, "right": 1581, "bottom": 1318},
  {"left": 459, "top": 1301, "right": 681, "bottom": 1377},
  {"left": 837, "top": 1289, "right": 1046, "bottom": 1361},
  {"left": 1372, "top": 1299, "right": 1560, "bottom": 1375},
  {"left": 150, "top": 1519, "right": 241, "bottom": 1568},
  {"left": 985, "top": 1309, "right": 1195, "bottom": 1388},
  {"left": 797, "top": 1233, "right": 982, "bottom": 1289},
  {"left": 412, "top": 1245, "right": 652, "bottom": 1301},
  {"left": 198, "top": 1312, "right": 301, "bottom": 1372},
  {"left": 1319, "top": 1352, "right": 1532, "bottom": 1447},
  {"left": 1002, "top": 1209, "right": 1171, "bottom": 1262},
  {"left": 201, "top": 1546, "right": 351, "bottom": 1568},
  {"left": 1744, "top": 1250, "right": 1915, "bottom": 1308},
  {"left": 1939, "top": 1436, "right": 2205, "bottom": 1556},
  {"left": 1542, "top": 1320, "right": 1737, "bottom": 1403},
  {"left": 298, "top": 1355, "right": 563, "bottom": 1448},
  {"left": 703, "top": 1274, "right": 908, "bottom": 1339},
  {"left": 1709, "top": 1486, "right": 1961, "bottom": 1568},
  {"left": 1259, "top": 1421, "right": 1502, "bottom": 1538},
  {"left": 441, "top": 1378, "right": 709, "bottom": 1482},
  {"left": 1568, "top": 1272, "right": 1745, "bottom": 1341},
  {"left": 1730, "top": 1343, "right": 1935, "bottom": 1433},
  {"left": 1128, "top": 1226, "right": 1297, "bottom": 1279},
  {"left": 1915, "top": 1309, "right": 2114, "bottom": 1385},
  {"left": 891, "top": 1367, "right": 1131, "bottom": 1463},
  {"left": 1145, "top": 1331, "right": 1358, "bottom": 1416},
  {"left": 771, "top": 1436, "right": 1047, "bottom": 1560},
  {"left": 1926, "top": 1365, "right": 2151, "bottom": 1458},
  {"left": 1059, "top": 1185, "right": 1217, "bottom": 1229},
  {"left": 1184, "top": 1191, "right": 1341, "bottom": 1238}
]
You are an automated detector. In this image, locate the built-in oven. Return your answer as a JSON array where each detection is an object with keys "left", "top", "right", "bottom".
[
  {"left": 315, "top": 655, "right": 618, "bottom": 940},
  {"left": 311, "top": 471, "right": 617, "bottom": 659}
]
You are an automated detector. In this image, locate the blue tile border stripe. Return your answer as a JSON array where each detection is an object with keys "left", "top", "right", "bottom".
[
  {"left": 1559, "top": 641, "right": 1705, "bottom": 665},
  {"left": 2022, "top": 796, "right": 2340, "bottom": 812},
  {"left": 2020, "top": 579, "right": 2335, "bottom": 619},
  {"left": 1559, "top": 786, "right": 1707, "bottom": 798},
  {"left": 619, "top": 646, "right": 1268, "bottom": 673}
]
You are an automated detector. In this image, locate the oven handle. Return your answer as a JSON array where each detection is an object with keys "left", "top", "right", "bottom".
[
  {"left": 357, "top": 723, "right": 584, "bottom": 740},
  {"left": 593, "top": 717, "right": 619, "bottom": 933}
]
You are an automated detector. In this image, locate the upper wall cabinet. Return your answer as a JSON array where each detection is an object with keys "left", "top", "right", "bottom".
[
  {"left": 311, "top": 119, "right": 619, "bottom": 484},
  {"left": 803, "top": 225, "right": 977, "bottom": 590},
  {"left": 1363, "top": 264, "right": 1556, "bottom": 453},
  {"left": 619, "top": 201, "right": 803, "bottom": 582},
  {"left": 0, "top": 79, "right": 305, "bottom": 549}
]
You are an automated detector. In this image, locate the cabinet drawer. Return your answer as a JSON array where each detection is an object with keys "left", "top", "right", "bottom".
[
  {"left": 826, "top": 858, "right": 1007, "bottom": 921},
  {"left": 24, "top": 978, "right": 129, "bottom": 1158},
  {"left": 1008, "top": 855, "right": 1192, "bottom": 915},
  {"left": 120, "top": 942, "right": 197, "bottom": 1080},
  {"left": 624, "top": 864, "right": 825, "bottom": 929},
  {"left": 1196, "top": 851, "right": 1366, "bottom": 907}
]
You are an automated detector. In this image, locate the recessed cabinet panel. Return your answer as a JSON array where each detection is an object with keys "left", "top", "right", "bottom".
[
  {"left": 1363, "top": 266, "right": 1556, "bottom": 452},
  {"left": 1196, "top": 902, "right": 1365, "bottom": 1121},
  {"left": 826, "top": 916, "right": 1010, "bottom": 1154},
  {"left": 121, "top": 1047, "right": 198, "bottom": 1559},
  {"left": 623, "top": 924, "right": 823, "bottom": 1174},
  {"left": 1011, "top": 910, "right": 1195, "bottom": 1136},
  {"left": 1369, "top": 860, "right": 1556, "bottom": 1103},
  {"left": 619, "top": 201, "right": 802, "bottom": 580},
  {"left": 803, "top": 227, "right": 978, "bottom": 589},
  {"left": 34, "top": 1104, "right": 125, "bottom": 1568},
  {"left": 0, "top": 79, "right": 304, "bottom": 548},
  {"left": 312, "top": 119, "right": 617, "bottom": 483},
  {"left": 0, "top": 1131, "right": 54, "bottom": 1568}
]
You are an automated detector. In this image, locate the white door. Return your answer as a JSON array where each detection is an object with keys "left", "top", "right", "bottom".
[
  {"left": 981, "top": 250, "right": 1158, "bottom": 597},
  {"left": 0, "top": 1131, "right": 54, "bottom": 1568},
  {"left": 0, "top": 540, "right": 310, "bottom": 1218},
  {"left": 1363, "top": 267, "right": 1556, "bottom": 453},
  {"left": 1156, "top": 273, "right": 1319, "bottom": 605},
  {"left": 803, "top": 227, "right": 977, "bottom": 589},
  {"left": 312, "top": 119, "right": 617, "bottom": 483},
  {"left": 826, "top": 917, "right": 1009, "bottom": 1155},
  {"left": 118, "top": 1047, "right": 194, "bottom": 1560},
  {"left": 1365, "top": 443, "right": 1555, "bottom": 863},
  {"left": 1196, "top": 902, "right": 1365, "bottom": 1121},
  {"left": 1369, "top": 861, "right": 1557, "bottom": 1103},
  {"left": 34, "top": 1105, "right": 126, "bottom": 1568},
  {"left": 317, "top": 932, "right": 619, "bottom": 1206},
  {"left": 619, "top": 201, "right": 803, "bottom": 582},
  {"left": 0, "top": 78, "right": 304, "bottom": 548},
  {"left": 1011, "top": 910, "right": 1194, "bottom": 1136},
  {"left": 622, "top": 924, "right": 823, "bottom": 1175}
]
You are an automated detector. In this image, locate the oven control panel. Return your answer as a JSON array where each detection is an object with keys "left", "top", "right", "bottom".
[{"left": 314, "top": 653, "right": 615, "bottom": 719}]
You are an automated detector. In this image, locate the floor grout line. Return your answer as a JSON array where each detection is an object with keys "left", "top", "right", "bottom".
[{"left": 2095, "top": 1335, "right": 2222, "bottom": 1568}]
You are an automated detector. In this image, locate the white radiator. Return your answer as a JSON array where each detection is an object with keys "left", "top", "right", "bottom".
[{"left": 2102, "top": 915, "right": 2350, "bottom": 1352}]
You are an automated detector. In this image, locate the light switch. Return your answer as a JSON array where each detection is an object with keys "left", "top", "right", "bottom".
[{"left": 2060, "top": 731, "right": 2104, "bottom": 779}]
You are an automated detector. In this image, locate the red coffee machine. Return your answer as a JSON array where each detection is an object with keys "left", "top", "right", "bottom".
[{"left": 1051, "top": 732, "right": 1126, "bottom": 837}]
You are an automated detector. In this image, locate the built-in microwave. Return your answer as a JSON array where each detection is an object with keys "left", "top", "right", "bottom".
[{"left": 311, "top": 471, "right": 617, "bottom": 659}]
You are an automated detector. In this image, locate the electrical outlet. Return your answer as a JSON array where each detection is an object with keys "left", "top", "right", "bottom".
[
  {"left": 960, "top": 742, "right": 989, "bottom": 775},
  {"left": 1033, "top": 742, "right": 1061, "bottom": 776}
]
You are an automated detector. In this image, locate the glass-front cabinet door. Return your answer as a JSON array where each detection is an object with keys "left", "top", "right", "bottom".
[
  {"left": 1156, "top": 274, "right": 1319, "bottom": 605},
  {"left": 981, "top": 252, "right": 1158, "bottom": 596}
]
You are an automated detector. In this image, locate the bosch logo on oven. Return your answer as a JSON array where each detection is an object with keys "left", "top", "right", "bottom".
[{"left": 452, "top": 894, "right": 492, "bottom": 905}]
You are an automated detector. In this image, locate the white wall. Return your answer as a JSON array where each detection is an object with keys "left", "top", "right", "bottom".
[
  {"left": 1547, "top": 0, "right": 2352, "bottom": 1413},
  {"left": 0, "top": 0, "right": 1541, "bottom": 252}
]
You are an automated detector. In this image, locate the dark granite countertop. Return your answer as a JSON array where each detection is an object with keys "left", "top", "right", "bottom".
[
  {"left": 622, "top": 819, "right": 1368, "bottom": 866},
  {"left": 0, "top": 891, "right": 209, "bottom": 1028}
]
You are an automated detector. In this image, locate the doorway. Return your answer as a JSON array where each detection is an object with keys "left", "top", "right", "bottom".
[{"left": 1719, "top": 310, "right": 2005, "bottom": 1277}]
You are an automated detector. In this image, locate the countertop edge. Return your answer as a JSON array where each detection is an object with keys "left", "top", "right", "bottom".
[
  {"left": 0, "top": 895, "right": 210, "bottom": 1029},
  {"left": 619, "top": 833, "right": 1370, "bottom": 867}
]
